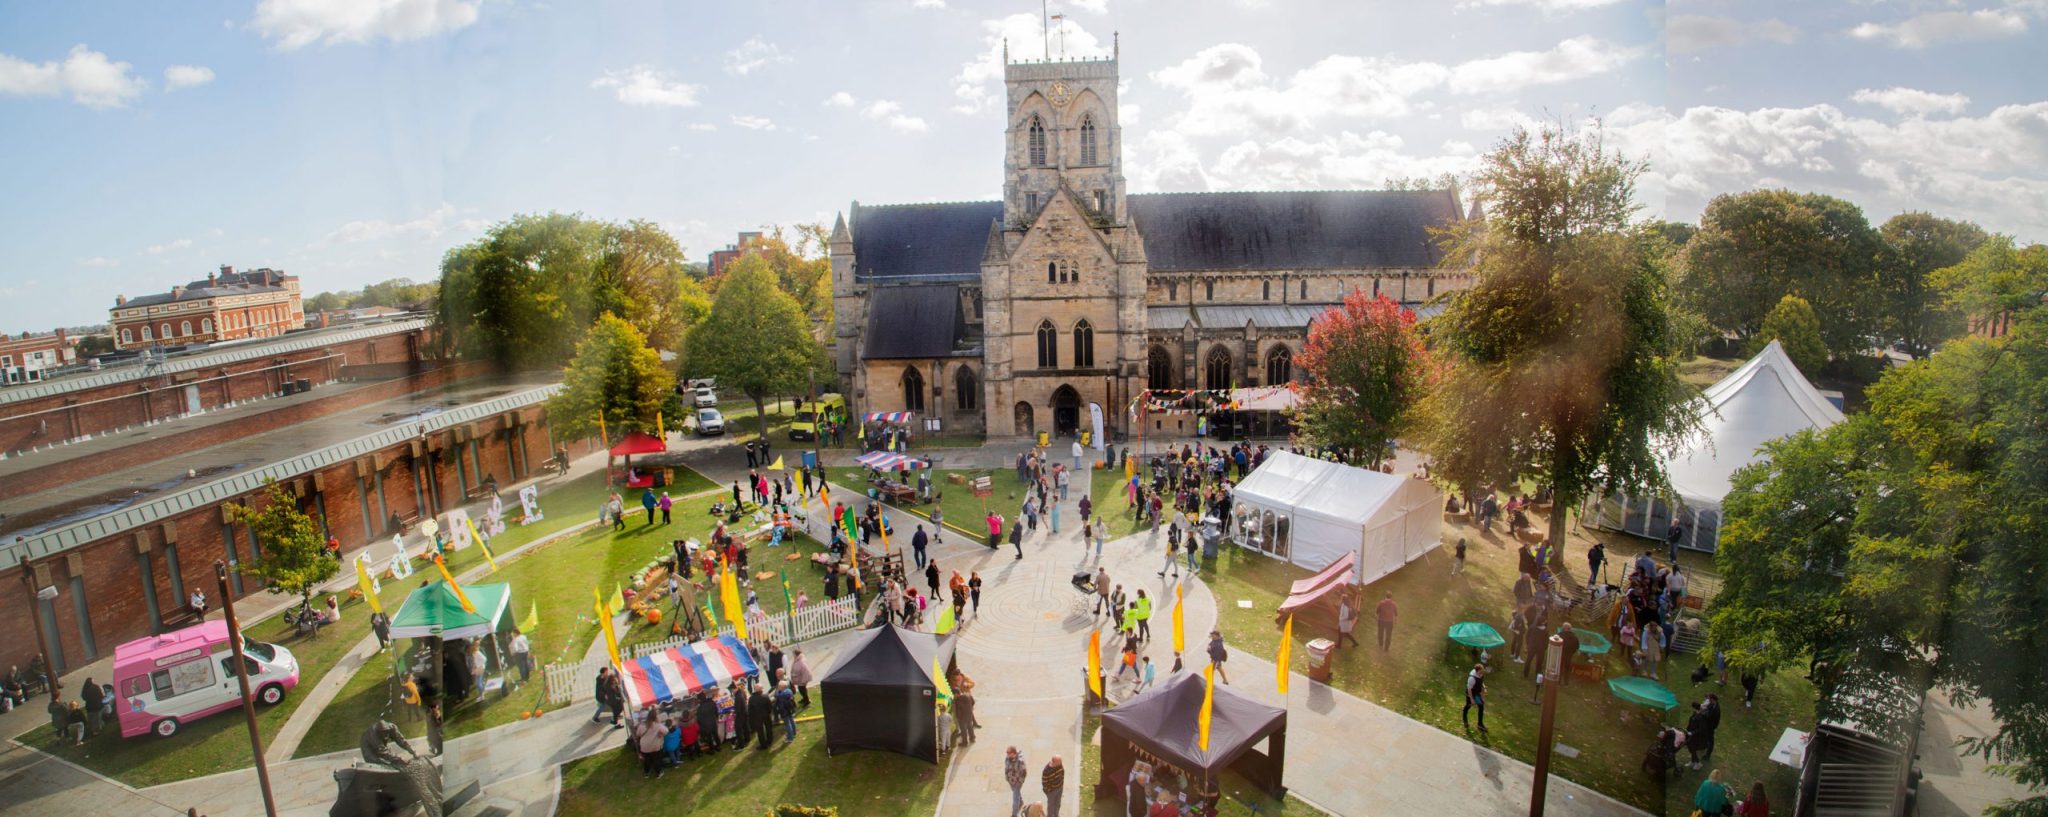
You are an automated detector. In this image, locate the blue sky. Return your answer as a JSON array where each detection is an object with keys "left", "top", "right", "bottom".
[{"left": 2, "top": 0, "right": 2044, "bottom": 331}]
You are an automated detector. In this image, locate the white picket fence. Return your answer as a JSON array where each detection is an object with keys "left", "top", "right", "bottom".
[{"left": 541, "top": 594, "right": 862, "bottom": 705}]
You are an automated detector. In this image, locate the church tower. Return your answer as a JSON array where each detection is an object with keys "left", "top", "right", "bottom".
[{"left": 980, "top": 39, "right": 1148, "bottom": 439}]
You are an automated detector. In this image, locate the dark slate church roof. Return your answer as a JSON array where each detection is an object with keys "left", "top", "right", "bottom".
[
  {"left": 848, "top": 190, "right": 1458, "bottom": 280},
  {"left": 861, "top": 284, "right": 974, "bottom": 360},
  {"left": 1126, "top": 190, "right": 1458, "bottom": 271},
  {"left": 851, "top": 201, "right": 1005, "bottom": 280}
]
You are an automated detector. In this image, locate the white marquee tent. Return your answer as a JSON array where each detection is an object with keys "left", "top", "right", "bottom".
[
  {"left": 1228, "top": 451, "right": 1444, "bottom": 581},
  {"left": 1590, "top": 340, "right": 1846, "bottom": 552}
]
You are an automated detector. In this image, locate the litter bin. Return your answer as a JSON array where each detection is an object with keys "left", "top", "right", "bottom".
[
  {"left": 1037, "top": 430, "right": 1050, "bottom": 447},
  {"left": 1306, "top": 638, "right": 1336, "bottom": 683}
]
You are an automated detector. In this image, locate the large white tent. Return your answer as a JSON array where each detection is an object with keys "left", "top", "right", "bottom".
[
  {"left": 1228, "top": 451, "right": 1444, "bottom": 581},
  {"left": 1590, "top": 340, "right": 1845, "bottom": 551}
]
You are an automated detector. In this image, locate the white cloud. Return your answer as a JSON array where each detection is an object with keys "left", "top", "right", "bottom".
[
  {"left": 730, "top": 114, "right": 777, "bottom": 131},
  {"left": 145, "top": 238, "right": 192, "bottom": 255},
  {"left": 1666, "top": 15, "right": 1800, "bottom": 54},
  {"left": 1207, "top": 131, "right": 1481, "bottom": 191},
  {"left": 1460, "top": 105, "right": 1536, "bottom": 132},
  {"left": 1459, "top": 0, "right": 1624, "bottom": 10},
  {"left": 79, "top": 256, "right": 120, "bottom": 268},
  {"left": 0, "top": 45, "right": 147, "bottom": 109},
  {"left": 592, "top": 66, "right": 702, "bottom": 107},
  {"left": 911, "top": 0, "right": 945, "bottom": 7},
  {"left": 1447, "top": 36, "right": 1642, "bottom": 95},
  {"left": 688, "top": 122, "right": 717, "bottom": 132},
  {"left": 317, "top": 204, "right": 484, "bottom": 247},
  {"left": 861, "top": 99, "right": 930, "bottom": 133},
  {"left": 1598, "top": 100, "right": 2048, "bottom": 238},
  {"left": 824, "top": 91, "right": 855, "bottom": 108},
  {"left": 1065, "top": 0, "right": 1110, "bottom": 13},
  {"left": 251, "top": 0, "right": 480, "bottom": 50},
  {"left": 163, "top": 64, "right": 215, "bottom": 91},
  {"left": 1847, "top": 8, "right": 2028, "bottom": 49},
  {"left": 951, "top": 13, "right": 1109, "bottom": 115},
  {"left": 1852, "top": 87, "right": 1970, "bottom": 118},
  {"left": 723, "top": 37, "right": 790, "bottom": 76}
]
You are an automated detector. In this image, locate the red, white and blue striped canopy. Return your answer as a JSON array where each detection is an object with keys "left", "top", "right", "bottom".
[
  {"left": 863, "top": 411, "right": 915, "bottom": 423},
  {"left": 621, "top": 634, "right": 761, "bottom": 708},
  {"left": 854, "top": 450, "right": 930, "bottom": 471}
]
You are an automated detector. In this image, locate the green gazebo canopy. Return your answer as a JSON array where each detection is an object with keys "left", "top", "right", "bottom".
[
  {"left": 1608, "top": 676, "right": 1679, "bottom": 710},
  {"left": 390, "top": 581, "right": 512, "bottom": 640},
  {"left": 1447, "top": 621, "right": 1506, "bottom": 649}
]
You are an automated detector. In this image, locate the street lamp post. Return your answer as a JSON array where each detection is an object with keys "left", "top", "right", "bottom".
[
  {"left": 1529, "top": 632, "right": 1564, "bottom": 817},
  {"left": 215, "top": 561, "right": 279, "bottom": 817}
]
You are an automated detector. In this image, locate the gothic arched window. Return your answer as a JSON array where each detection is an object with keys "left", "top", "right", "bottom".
[
  {"left": 1205, "top": 280, "right": 1216, "bottom": 301},
  {"left": 1205, "top": 346, "right": 1234, "bottom": 391},
  {"left": 1073, "top": 320, "right": 1095, "bottom": 368},
  {"left": 1266, "top": 345, "right": 1294, "bottom": 385},
  {"left": 1028, "top": 116, "right": 1047, "bottom": 167},
  {"left": 901, "top": 366, "right": 926, "bottom": 412},
  {"left": 1036, "top": 320, "right": 1058, "bottom": 368},
  {"left": 954, "top": 366, "right": 979, "bottom": 412},
  {"left": 1080, "top": 114, "right": 1098, "bottom": 165},
  {"left": 1048, "top": 261, "right": 1058, "bottom": 284}
]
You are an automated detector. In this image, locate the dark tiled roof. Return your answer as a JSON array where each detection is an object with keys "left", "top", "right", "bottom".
[
  {"left": 121, "top": 268, "right": 297, "bottom": 308},
  {"left": 1128, "top": 190, "right": 1459, "bottom": 271},
  {"left": 851, "top": 201, "right": 1004, "bottom": 279},
  {"left": 862, "top": 284, "right": 971, "bottom": 360}
]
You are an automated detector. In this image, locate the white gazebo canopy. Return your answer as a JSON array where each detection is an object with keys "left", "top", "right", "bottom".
[
  {"left": 1229, "top": 451, "right": 1443, "bottom": 582},
  {"left": 1666, "top": 340, "right": 1845, "bottom": 510}
]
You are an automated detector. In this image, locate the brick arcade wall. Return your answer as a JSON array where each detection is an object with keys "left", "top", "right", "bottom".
[
  {"left": 0, "top": 327, "right": 426, "bottom": 456},
  {"left": 0, "top": 402, "right": 548, "bottom": 676}
]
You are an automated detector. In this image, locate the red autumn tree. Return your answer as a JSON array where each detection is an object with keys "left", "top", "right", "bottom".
[{"left": 1294, "top": 290, "right": 1431, "bottom": 466}]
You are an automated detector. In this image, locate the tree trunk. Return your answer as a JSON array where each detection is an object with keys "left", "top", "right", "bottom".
[{"left": 753, "top": 393, "right": 769, "bottom": 440}]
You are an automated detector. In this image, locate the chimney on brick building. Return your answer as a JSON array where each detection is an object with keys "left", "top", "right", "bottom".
[
  {"left": 208, "top": 268, "right": 218, "bottom": 285},
  {"left": 171, "top": 284, "right": 185, "bottom": 299},
  {"left": 219, "top": 264, "right": 233, "bottom": 278},
  {"left": 116, "top": 294, "right": 126, "bottom": 306}
]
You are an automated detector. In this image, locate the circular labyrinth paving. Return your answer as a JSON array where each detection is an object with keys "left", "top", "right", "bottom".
[{"left": 956, "top": 558, "right": 1101, "bottom": 665}]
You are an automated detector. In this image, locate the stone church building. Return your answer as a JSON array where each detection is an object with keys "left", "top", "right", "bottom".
[{"left": 829, "top": 45, "right": 1472, "bottom": 440}]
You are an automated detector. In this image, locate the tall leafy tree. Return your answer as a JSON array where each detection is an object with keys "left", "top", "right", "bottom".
[
  {"left": 1709, "top": 241, "right": 2048, "bottom": 815},
  {"left": 592, "top": 220, "right": 710, "bottom": 354},
  {"left": 1878, "top": 212, "right": 1988, "bottom": 358},
  {"left": 1295, "top": 290, "right": 1430, "bottom": 465},
  {"left": 687, "top": 256, "right": 815, "bottom": 438},
  {"left": 228, "top": 481, "right": 339, "bottom": 632},
  {"left": 1753, "top": 294, "right": 1829, "bottom": 376},
  {"left": 1677, "top": 190, "right": 1886, "bottom": 360},
  {"left": 546, "top": 314, "right": 679, "bottom": 443},
  {"left": 1423, "top": 124, "right": 1699, "bottom": 550}
]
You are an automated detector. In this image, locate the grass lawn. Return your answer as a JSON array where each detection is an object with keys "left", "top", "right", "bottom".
[
  {"left": 825, "top": 460, "right": 1150, "bottom": 546},
  {"left": 1680, "top": 354, "right": 1746, "bottom": 390},
  {"left": 1203, "top": 513, "right": 1814, "bottom": 814},
  {"left": 9, "top": 468, "right": 663, "bottom": 786},
  {"left": 554, "top": 704, "right": 944, "bottom": 817},
  {"left": 293, "top": 481, "right": 821, "bottom": 758},
  {"left": 1076, "top": 706, "right": 1325, "bottom": 816}
]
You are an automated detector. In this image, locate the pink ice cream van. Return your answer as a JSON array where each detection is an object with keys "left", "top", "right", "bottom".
[{"left": 112, "top": 620, "right": 300, "bottom": 738}]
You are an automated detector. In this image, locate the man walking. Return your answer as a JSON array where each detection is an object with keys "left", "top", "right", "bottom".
[
  {"left": 1206, "top": 630, "right": 1231, "bottom": 684},
  {"left": 1587, "top": 540, "right": 1607, "bottom": 587},
  {"left": 1004, "top": 746, "right": 1029, "bottom": 817},
  {"left": 1042, "top": 755, "right": 1067, "bottom": 817},
  {"left": 1375, "top": 592, "right": 1399, "bottom": 652},
  {"left": 1336, "top": 591, "right": 1361, "bottom": 648},
  {"left": 911, "top": 524, "right": 929, "bottom": 570},
  {"left": 1094, "top": 567, "right": 1112, "bottom": 617},
  {"left": 1450, "top": 537, "right": 1468, "bottom": 575},
  {"left": 1009, "top": 519, "right": 1024, "bottom": 560}
]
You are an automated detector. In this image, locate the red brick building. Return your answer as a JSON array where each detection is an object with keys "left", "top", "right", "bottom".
[
  {"left": 707, "top": 231, "right": 765, "bottom": 277},
  {"left": 0, "top": 330, "right": 76, "bottom": 384},
  {"left": 111, "top": 265, "right": 305, "bottom": 351}
]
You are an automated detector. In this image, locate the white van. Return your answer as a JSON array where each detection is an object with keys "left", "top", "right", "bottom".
[{"left": 112, "top": 620, "right": 300, "bottom": 738}]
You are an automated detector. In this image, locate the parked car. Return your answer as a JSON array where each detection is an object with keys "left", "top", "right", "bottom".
[
  {"left": 695, "top": 408, "right": 725, "bottom": 436},
  {"left": 693, "top": 387, "right": 718, "bottom": 408},
  {"left": 113, "top": 620, "right": 299, "bottom": 738}
]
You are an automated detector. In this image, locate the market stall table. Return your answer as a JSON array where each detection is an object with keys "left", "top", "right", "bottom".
[{"left": 1769, "top": 727, "right": 1811, "bottom": 770}]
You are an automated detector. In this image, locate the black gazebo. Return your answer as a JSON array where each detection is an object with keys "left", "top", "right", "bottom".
[
  {"left": 819, "top": 623, "right": 959, "bottom": 763},
  {"left": 1096, "top": 673, "right": 1288, "bottom": 809}
]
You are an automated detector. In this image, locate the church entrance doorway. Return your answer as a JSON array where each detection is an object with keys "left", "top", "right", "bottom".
[
  {"left": 1051, "top": 385, "right": 1081, "bottom": 437},
  {"left": 1014, "top": 402, "right": 1035, "bottom": 438}
]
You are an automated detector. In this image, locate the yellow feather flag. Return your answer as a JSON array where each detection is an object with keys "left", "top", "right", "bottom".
[
  {"left": 657, "top": 412, "right": 665, "bottom": 440},
  {"left": 878, "top": 515, "right": 891, "bottom": 556},
  {"left": 593, "top": 586, "right": 622, "bottom": 668},
  {"left": 598, "top": 413, "right": 609, "bottom": 446},
  {"left": 609, "top": 583, "right": 626, "bottom": 614},
  {"left": 1124, "top": 454, "right": 1134, "bottom": 480},
  {"left": 819, "top": 483, "right": 830, "bottom": 510},
  {"left": 1199, "top": 664, "right": 1216, "bottom": 751},
  {"left": 719, "top": 562, "right": 749, "bottom": 639},
  {"left": 1086, "top": 629, "right": 1104, "bottom": 700},
  {"left": 933, "top": 656, "right": 953, "bottom": 703},
  {"left": 354, "top": 556, "right": 382, "bottom": 615},
  {"left": 464, "top": 516, "right": 498, "bottom": 572},
  {"left": 1277, "top": 614, "right": 1294, "bottom": 695},
  {"left": 1172, "top": 585, "right": 1186, "bottom": 654},
  {"left": 935, "top": 605, "right": 956, "bottom": 635},
  {"left": 768, "top": 455, "right": 785, "bottom": 471},
  {"left": 846, "top": 534, "right": 862, "bottom": 591},
  {"left": 519, "top": 600, "right": 539, "bottom": 633},
  {"left": 433, "top": 554, "right": 475, "bottom": 614}
]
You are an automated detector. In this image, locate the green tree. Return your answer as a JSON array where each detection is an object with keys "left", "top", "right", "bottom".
[
  {"left": 1753, "top": 294, "right": 1828, "bottom": 375},
  {"left": 592, "top": 220, "right": 710, "bottom": 354},
  {"left": 1423, "top": 124, "right": 1700, "bottom": 550},
  {"left": 545, "top": 314, "right": 679, "bottom": 443},
  {"left": 1934, "top": 236, "right": 2048, "bottom": 332},
  {"left": 686, "top": 257, "right": 815, "bottom": 438},
  {"left": 304, "top": 290, "right": 351, "bottom": 313},
  {"left": 227, "top": 481, "right": 339, "bottom": 632},
  {"left": 1677, "top": 190, "right": 1886, "bottom": 360},
  {"left": 1295, "top": 291, "right": 1430, "bottom": 466},
  {"left": 1709, "top": 242, "right": 2048, "bottom": 815},
  {"left": 1878, "top": 212, "right": 1988, "bottom": 358},
  {"left": 75, "top": 334, "right": 117, "bottom": 357}
]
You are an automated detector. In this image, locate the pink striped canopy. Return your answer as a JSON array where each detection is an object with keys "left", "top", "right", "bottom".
[
  {"left": 854, "top": 450, "right": 930, "bottom": 471},
  {"left": 864, "top": 411, "right": 915, "bottom": 423},
  {"left": 621, "top": 634, "right": 761, "bottom": 708}
]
